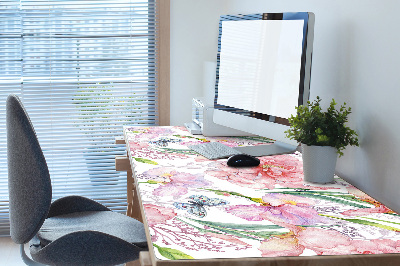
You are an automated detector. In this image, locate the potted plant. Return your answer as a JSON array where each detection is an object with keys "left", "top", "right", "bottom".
[
  {"left": 285, "top": 96, "right": 359, "bottom": 183},
  {"left": 73, "top": 83, "right": 134, "bottom": 186}
]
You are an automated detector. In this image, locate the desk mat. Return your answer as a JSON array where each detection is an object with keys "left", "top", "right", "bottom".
[{"left": 124, "top": 126, "right": 400, "bottom": 260}]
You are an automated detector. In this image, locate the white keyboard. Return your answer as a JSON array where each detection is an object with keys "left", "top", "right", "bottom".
[{"left": 189, "top": 142, "right": 242, "bottom": 160}]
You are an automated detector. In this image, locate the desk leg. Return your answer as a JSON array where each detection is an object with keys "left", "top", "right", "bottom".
[
  {"left": 125, "top": 174, "right": 150, "bottom": 266},
  {"left": 139, "top": 252, "right": 152, "bottom": 266},
  {"left": 126, "top": 169, "right": 134, "bottom": 217},
  {"left": 125, "top": 252, "right": 151, "bottom": 266},
  {"left": 127, "top": 169, "right": 143, "bottom": 223},
  {"left": 115, "top": 155, "right": 143, "bottom": 222},
  {"left": 124, "top": 259, "right": 140, "bottom": 266}
]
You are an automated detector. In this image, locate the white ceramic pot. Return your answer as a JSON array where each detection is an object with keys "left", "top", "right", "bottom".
[{"left": 301, "top": 144, "right": 338, "bottom": 184}]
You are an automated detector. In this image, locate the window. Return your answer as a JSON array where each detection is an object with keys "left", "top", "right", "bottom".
[{"left": 0, "top": 0, "right": 169, "bottom": 236}]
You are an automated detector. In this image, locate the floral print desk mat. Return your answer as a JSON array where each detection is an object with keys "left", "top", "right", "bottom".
[{"left": 124, "top": 126, "right": 400, "bottom": 260}]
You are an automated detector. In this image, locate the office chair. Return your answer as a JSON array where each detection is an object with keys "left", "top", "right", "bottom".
[{"left": 6, "top": 94, "right": 148, "bottom": 265}]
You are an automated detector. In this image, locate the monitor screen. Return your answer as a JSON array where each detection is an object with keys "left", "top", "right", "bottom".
[{"left": 213, "top": 13, "right": 315, "bottom": 156}]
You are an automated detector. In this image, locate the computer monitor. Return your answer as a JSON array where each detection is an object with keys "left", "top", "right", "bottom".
[{"left": 213, "top": 12, "right": 315, "bottom": 156}]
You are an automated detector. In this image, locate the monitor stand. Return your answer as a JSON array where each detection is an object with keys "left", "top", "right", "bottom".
[{"left": 233, "top": 141, "right": 298, "bottom": 157}]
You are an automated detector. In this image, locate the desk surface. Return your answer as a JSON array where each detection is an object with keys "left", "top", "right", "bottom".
[{"left": 124, "top": 126, "right": 400, "bottom": 265}]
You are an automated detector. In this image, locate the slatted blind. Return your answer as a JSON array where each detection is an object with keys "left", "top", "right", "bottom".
[{"left": 0, "top": 0, "right": 159, "bottom": 236}]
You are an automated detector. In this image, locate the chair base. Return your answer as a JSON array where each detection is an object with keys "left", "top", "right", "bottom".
[{"left": 20, "top": 244, "right": 45, "bottom": 266}]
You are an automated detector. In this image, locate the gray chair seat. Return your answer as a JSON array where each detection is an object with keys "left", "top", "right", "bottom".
[
  {"left": 7, "top": 94, "right": 148, "bottom": 265},
  {"left": 37, "top": 211, "right": 147, "bottom": 248}
]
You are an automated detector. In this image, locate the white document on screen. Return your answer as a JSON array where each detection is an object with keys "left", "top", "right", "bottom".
[{"left": 217, "top": 19, "right": 304, "bottom": 119}]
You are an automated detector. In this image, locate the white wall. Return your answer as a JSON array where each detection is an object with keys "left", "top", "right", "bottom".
[
  {"left": 170, "top": 0, "right": 228, "bottom": 125},
  {"left": 170, "top": 0, "right": 400, "bottom": 212}
]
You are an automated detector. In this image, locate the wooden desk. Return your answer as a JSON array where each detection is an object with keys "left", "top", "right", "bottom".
[{"left": 118, "top": 126, "right": 400, "bottom": 266}]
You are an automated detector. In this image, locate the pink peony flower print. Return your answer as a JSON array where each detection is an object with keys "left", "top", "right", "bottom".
[
  {"left": 296, "top": 227, "right": 355, "bottom": 255},
  {"left": 225, "top": 205, "right": 270, "bottom": 222},
  {"left": 225, "top": 203, "right": 326, "bottom": 227},
  {"left": 142, "top": 126, "right": 176, "bottom": 138},
  {"left": 145, "top": 168, "right": 212, "bottom": 199},
  {"left": 205, "top": 159, "right": 286, "bottom": 190},
  {"left": 297, "top": 228, "right": 400, "bottom": 255},
  {"left": 127, "top": 126, "right": 176, "bottom": 141},
  {"left": 260, "top": 156, "right": 304, "bottom": 183},
  {"left": 206, "top": 155, "right": 339, "bottom": 190},
  {"left": 128, "top": 140, "right": 149, "bottom": 150},
  {"left": 154, "top": 185, "right": 190, "bottom": 198},
  {"left": 144, "top": 204, "right": 177, "bottom": 226},
  {"left": 225, "top": 193, "right": 331, "bottom": 235},
  {"left": 258, "top": 235, "right": 305, "bottom": 257},
  {"left": 261, "top": 193, "right": 316, "bottom": 207},
  {"left": 148, "top": 126, "right": 176, "bottom": 135},
  {"left": 206, "top": 154, "right": 338, "bottom": 190},
  {"left": 259, "top": 227, "right": 400, "bottom": 257},
  {"left": 351, "top": 239, "right": 400, "bottom": 254},
  {"left": 194, "top": 155, "right": 213, "bottom": 162},
  {"left": 141, "top": 167, "right": 174, "bottom": 182},
  {"left": 260, "top": 204, "right": 326, "bottom": 227}
]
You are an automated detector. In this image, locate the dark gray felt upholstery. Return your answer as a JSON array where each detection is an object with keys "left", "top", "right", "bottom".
[
  {"left": 30, "top": 231, "right": 145, "bottom": 266},
  {"left": 38, "top": 211, "right": 147, "bottom": 247},
  {"left": 47, "top": 195, "right": 111, "bottom": 218},
  {"left": 7, "top": 94, "right": 148, "bottom": 265},
  {"left": 7, "top": 94, "right": 52, "bottom": 244}
]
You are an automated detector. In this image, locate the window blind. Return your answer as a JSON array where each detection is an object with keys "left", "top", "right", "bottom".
[{"left": 0, "top": 0, "right": 159, "bottom": 236}]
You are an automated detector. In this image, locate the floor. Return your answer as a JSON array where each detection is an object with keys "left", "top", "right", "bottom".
[{"left": 0, "top": 237, "right": 25, "bottom": 266}]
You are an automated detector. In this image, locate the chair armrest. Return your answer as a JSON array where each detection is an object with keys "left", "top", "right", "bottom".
[{"left": 47, "top": 195, "right": 110, "bottom": 218}]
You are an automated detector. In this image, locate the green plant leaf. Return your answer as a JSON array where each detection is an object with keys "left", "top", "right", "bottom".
[
  {"left": 132, "top": 157, "right": 158, "bottom": 165},
  {"left": 153, "top": 244, "right": 194, "bottom": 260},
  {"left": 285, "top": 96, "right": 359, "bottom": 157}
]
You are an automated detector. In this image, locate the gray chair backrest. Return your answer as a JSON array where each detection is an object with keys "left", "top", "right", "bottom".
[{"left": 7, "top": 94, "right": 52, "bottom": 244}]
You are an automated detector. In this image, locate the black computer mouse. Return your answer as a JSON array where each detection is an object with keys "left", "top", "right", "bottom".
[{"left": 227, "top": 154, "right": 260, "bottom": 167}]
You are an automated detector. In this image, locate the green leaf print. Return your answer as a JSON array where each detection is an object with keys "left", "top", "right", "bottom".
[
  {"left": 176, "top": 217, "right": 261, "bottom": 240},
  {"left": 159, "top": 147, "right": 198, "bottom": 155},
  {"left": 320, "top": 214, "right": 400, "bottom": 232},
  {"left": 360, "top": 216, "right": 400, "bottom": 226},
  {"left": 200, "top": 188, "right": 261, "bottom": 203},
  {"left": 267, "top": 190, "right": 374, "bottom": 209},
  {"left": 132, "top": 157, "right": 158, "bottom": 165},
  {"left": 184, "top": 218, "right": 286, "bottom": 240},
  {"left": 187, "top": 218, "right": 283, "bottom": 230},
  {"left": 153, "top": 244, "right": 194, "bottom": 260},
  {"left": 236, "top": 136, "right": 274, "bottom": 143}
]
